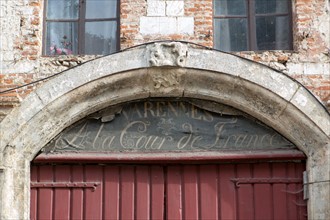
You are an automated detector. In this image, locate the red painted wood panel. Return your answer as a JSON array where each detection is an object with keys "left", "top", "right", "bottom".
[
  {"left": 104, "top": 166, "right": 120, "bottom": 219},
  {"left": 287, "top": 163, "right": 299, "bottom": 220},
  {"left": 296, "top": 163, "right": 307, "bottom": 220},
  {"left": 219, "top": 164, "right": 236, "bottom": 219},
  {"left": 166, "top": 166, "right": 182, "bottom": 220},
  {"left": 254, "top": 163, "right": 272, "bottom": 220},
  {"left": 272, "top": 163, "right": 288, "bottom": 220},
  {"left": 30, "top": 165, "right": 38, "bottom": 220},
  {"left": 182, "top": 165, "right": 199, "bottom": 219},
  {"left": 71, "top": 165, "right": 84, "bottom": 219},
  {"left": 150, "top": 166, "right": 164, "bottom": 219},
  {"left": 135, "top": 166, "right": 150, "bottom": 219},
  {"left": 38, "top": 165, "right": 53, "bottom": 219},
  {"left": 199, "top": 165, "right": 218, "bottom": 220},
  {"left": 236, "top": 163, "right": 254, "bottom": 219},
  {"left": 84, "top": 165, "right": 103, "bottom": 219},
  {"left": 31, "top": 161, "right": 306, "bottom": 220},
  {"left": 120, "top": 166, "right": 135, "bottom": 220},
  {"left": 53, "top": 165, "right": 71, "bottom": 219}
]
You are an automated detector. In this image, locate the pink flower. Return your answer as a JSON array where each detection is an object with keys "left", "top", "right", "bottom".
[{"left": 56, "top": 48, "right": 62, "bottom": 55}]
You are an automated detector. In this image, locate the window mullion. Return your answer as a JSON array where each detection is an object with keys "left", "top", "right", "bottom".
[
  {"left": 288, "top": 0, "right": 293, "bottom": 50},
  {"left": 79, "top": 0, "right": 86, "bottom": 54},
  {"left": 42, "top": 0, "right": 49, "bottom": 55},
  {"left": 248, "top": 0, "right": 257, "bottom": 50}
]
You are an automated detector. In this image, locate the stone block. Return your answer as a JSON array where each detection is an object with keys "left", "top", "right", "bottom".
[
  {"left": 147, "top": 1, "right": 166, "bottom": 16},
  {"left": 166, "top": 1, "right": 184, "bottom": 16},
  {"left": 177, "top": 17, "right": 194, "bottom": 34},
  {"left": 291, "top": 86, "right": 330, "bottom": 136},
  {"left": 304, "top": 63, "right": 324, "bottom": 75},
  {"left": 286, "top": 62, "right": 304, "bottom": 75},
  {"left": 140, "top": 16, "right": 160, "bottom": 34},
  {"left": 159, "top": 17, "right": 176, "bottom": 34}
]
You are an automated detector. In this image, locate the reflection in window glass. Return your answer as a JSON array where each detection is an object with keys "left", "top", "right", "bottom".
[
  {"left": 214, "top": 0, "right": 247, "bottom": 16},
  {"left": 214, "top": 18, "right": 248, "bottom": 52},
  {"left": 47, "top": 0, "right": 79, "bottom": 19},
  {"left": 86, "top": 0, "right": 117, "bottom": 19},
  {"left": 85, "top": 21, "right": 117, "bottom": 55},
  {"left": 256, "top": 16, "right": 290, "bottom": 50},
  {"left": 46, "top": 22, "right": 78, "bottom": 55},
  {"left": 255, "top": 0, "right": 289, "bottom": 14}
]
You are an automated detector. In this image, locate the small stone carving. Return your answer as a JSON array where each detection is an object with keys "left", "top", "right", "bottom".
[
  {"left": 147, "top": 42, "right": 188, "bottom": 67},
  {"left": 150, "top": 68, "right": 184, "bottom": 89}
]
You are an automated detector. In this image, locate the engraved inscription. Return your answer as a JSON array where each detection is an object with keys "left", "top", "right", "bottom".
[{"left": 44, "top": 101, "right": 295, "bottom": 153}]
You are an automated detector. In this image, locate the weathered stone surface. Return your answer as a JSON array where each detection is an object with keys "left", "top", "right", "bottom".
[
  {"left": 0, "top": 43, "right": 329, "bottom": 220},
  {"left": 147, "top": 42, "right": 188, "bottom": 67}
]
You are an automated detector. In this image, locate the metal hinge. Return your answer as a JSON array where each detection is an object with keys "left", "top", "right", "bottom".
[
  {"left": 30, "top": 182, "right": 100, "bottom": 191},
  {"left": 231, "top": 177, "right": 302, "bottom": 188},
  {"left": 303, "top": 171, "right": 309, "bottom": 200}
]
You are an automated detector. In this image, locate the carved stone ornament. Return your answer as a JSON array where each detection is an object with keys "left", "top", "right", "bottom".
[
  {"left": 147, "top": 42, "right": 188, "bottom": 67},
  {"left": 151, "top": 68, "right": 183, "bottom": 89}
]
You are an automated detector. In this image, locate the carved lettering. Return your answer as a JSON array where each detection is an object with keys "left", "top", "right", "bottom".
[{"left": 45, "top": 101, "right": 295, "bottom": 153}]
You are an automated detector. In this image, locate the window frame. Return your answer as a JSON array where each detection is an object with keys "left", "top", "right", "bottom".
[
  {"left": 213, "top": 0, "right": 293, "bottom": 51},
  {"left": 43, "top": 0, "right": 120, "bottom": 56}
]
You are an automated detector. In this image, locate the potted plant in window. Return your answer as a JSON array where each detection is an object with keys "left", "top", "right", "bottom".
[{"left": 50, "top": 35, "right": 73, "bottom": 55}]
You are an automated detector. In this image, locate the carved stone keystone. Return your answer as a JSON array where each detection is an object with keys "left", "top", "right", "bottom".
[{"left": 147, "top": 42, "right": 188, "bottom": 67}]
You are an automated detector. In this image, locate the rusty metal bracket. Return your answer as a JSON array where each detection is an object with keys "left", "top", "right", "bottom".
[
  {"left": 31, "top": 182, "right": 100, "bottom": 191},
  {"left": 231, "top": 178, "right": 302, "bottom": 188}
]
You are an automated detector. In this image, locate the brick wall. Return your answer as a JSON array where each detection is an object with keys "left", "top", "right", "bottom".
[{"left": 0, "top": 0, "right": 329, "bottom": 121}]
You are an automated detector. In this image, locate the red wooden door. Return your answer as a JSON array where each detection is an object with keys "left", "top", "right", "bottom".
[{"left": 31, "top": 162, "right": 306, "bottom": 220}]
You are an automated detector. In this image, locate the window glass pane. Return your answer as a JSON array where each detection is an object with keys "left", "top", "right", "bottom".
[
  {"left": 214, "top": 0, "right": 247, "bottom": 16},
  {"left": 255, "top": 0, "right": 289, "bottom": 14},
  {"left": 256, "top": 16, "right": 291, "bottom": 50},
  {"left": 46, "top": 22, "right": 78, "bottom": 55},
  {"left": 214, "top": 18, "right": 248, "bottom": 51},
  {"left": 86, "top": 0, "right": 117, "bottom": 19},
  {"left": 85, "top": 21, "right": 118, "bottom": 55},
  {"left": 47, "top": 0, "right": 79, "bottom": 19}
]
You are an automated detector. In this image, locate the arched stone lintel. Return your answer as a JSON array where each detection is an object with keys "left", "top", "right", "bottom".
[
  {"left": 0, "top": 42, "right": 329, "bottom": 219},
  {"left": 1, "top": 44, "right": 329, "bottom": 155},
  {"left": 1, "top": 67, "right": 328, "bottom": 159}
]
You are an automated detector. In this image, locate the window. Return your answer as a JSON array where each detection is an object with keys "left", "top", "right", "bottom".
[
  {"left": 213, "top": 0, "right": 292, "bottom": 52},
  {"left": 44, "top": 0, "right": 119, "bottom": 55}
]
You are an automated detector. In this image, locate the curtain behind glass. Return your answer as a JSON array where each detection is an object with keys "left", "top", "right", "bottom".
[
  {"left": 47, "top": 0, "right": 78, "bottom": 19},
  {"left": 85, "top": 21, "right": 117, "bottom": 55},
  {"left": 214, "top": 0, "right": 248, "bottom": 51},
  {"left": 46, "top": 22, "right": 78, "bottom": 55}
]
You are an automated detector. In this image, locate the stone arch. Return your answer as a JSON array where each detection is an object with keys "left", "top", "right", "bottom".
[{"left": 0, "top": 42, "right": 329, "bottom": 219}]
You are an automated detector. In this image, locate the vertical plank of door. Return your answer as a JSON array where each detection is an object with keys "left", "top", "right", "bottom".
[
  {"left": 182, "top": 165, "right": 198, "bottom": 219},
  {"left": 287, "top": 163, "right": 298, "bottom": 219},
  {"left": 30, "top": 165, "right": 38, "bottom": 220},
  {"left": 199, "top": 165, "right": 218, "bottom": 220},
  {"left": 84, "top": 165, "right": 103, "bottom": 219},
  {"left": 219, "top": 164, "right": 236, "bottom": 219},
  {"left": 295, "top": 162, "right": 307, "bottom": 219},
  {"left": 136, "top": 166, "right": 150, "bottom": 219},
  {"left": 272, "top": 163, "right": 288, "bottom": 219},
  {"left": 150, "top": 166, "right": 164, "bottom": 219},
  {"left": 71, "top": 165, "right": 84, "bottom": 219},
  {"left": 53, "top": 165, "right": 71, "bottom": 219},
  {"left": 236, "top": 163, "right": 254, "bottom": 219},
  {"left": 166, "top": 165, "right": 182, "bottom": 220},
  {"left": 120, "top": 166, "right": 135, "bottom": 220},
  {"left": 104, "top": 166, "right": 120, "bottom": 219},
  {"left": 38, "top": 165, "right": 53, "bottom": 219},
  {"left": 253, "top": 163, "right": 272, "bottom": 220}
]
